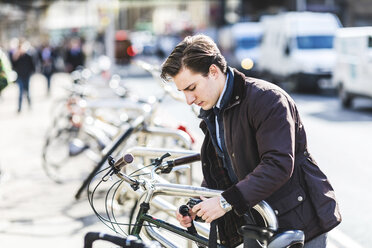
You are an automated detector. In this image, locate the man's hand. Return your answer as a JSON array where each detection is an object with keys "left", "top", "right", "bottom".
[{"left": 192, "top": 196, "right": 226, "bottom": 223}]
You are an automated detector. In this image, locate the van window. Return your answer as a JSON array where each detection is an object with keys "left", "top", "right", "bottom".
[
  {"left": 236, "top": 36, "right": 262, "bottom": 49},
  {"left": 368, "top": 36, "right": 372, "bottom": 48},
  {"left": 296, "top": 35, "right": 334, "bottom": 49}
]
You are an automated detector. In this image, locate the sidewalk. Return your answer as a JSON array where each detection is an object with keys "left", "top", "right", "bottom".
[{"left": 0, "top": 73, "right": 105, "bottom": 248}]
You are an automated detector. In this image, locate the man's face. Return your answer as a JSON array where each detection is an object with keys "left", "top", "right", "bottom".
[{"left": 173, "top": 67, "right": 222, "bottom": 110}]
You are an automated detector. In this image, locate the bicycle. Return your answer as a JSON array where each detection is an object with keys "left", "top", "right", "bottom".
[
  {"left": 43, "top": 66, "right": 196, "bottom": 187},
  {"left": 88, "top": 153, "right": 305, "bottom": 248},
  {"left": 42, "top": 93, "right": 148, "bottom": 183},
  {"left": 74, "top": 86, "right": 196, "bottom": 199},
  {"left": 42, "top": 69, "right": 139, "bottom": 183}
]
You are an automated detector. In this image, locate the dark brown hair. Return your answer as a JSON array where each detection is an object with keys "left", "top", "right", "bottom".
[{"left": 160, "top": 34, "right": 227, "bottom": 81}]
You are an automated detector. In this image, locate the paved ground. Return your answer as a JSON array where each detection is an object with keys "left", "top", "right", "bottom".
[{"left": 0, "top": 73, "right": 110, "bottom": 248}]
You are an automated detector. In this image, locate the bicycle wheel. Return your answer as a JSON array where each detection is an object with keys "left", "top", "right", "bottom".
[{"left": 42, "top": 126, "right": 102, "bottom": 183}]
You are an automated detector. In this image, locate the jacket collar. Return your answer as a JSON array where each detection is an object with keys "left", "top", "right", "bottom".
[{"left": 227, "top": 68, "right": 247, "bottom": 109}]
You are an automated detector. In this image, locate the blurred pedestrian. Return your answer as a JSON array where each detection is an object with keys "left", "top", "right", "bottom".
[
  {"left": 39, "top": 42, "right": 55, "bottom": 95},
  {"left": 0, "top": 46, "right": 12, "bottom": 97},
  {"left": 64, "top": 38, "right": 85, "bottom": 73},
  {"left": 10, "top": 39, "right": 35, "bottom": 113}
]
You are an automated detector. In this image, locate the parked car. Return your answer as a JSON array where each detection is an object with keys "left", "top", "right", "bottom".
[
  {"left": 257, "top": 12, "right": 342, "bottom": 91},
  {"left": 130, "top": 30, "right": 157, "bottom": 56},
  {"left": 218, "top": 22, "right": 262, "bottom": 76},
  {"left": 332, "top": 26, "right": 372, "bottom": 108}
]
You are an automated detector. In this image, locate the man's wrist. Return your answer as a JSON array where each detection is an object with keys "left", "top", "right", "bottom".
[{"left": 219, "top": 196, "right": 232, "bottom": 212}]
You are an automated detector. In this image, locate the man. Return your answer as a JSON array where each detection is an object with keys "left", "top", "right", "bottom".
[{"left": 160, "top": 34, "right": 341, "bottom": 247}]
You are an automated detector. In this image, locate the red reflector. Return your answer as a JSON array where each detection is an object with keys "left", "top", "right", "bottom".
[
  {"left": 177, "top": 125, "right": 195, "bottom": 144},
  {"left": 127, "top": 46, "right": 136, "bottom": 57}
]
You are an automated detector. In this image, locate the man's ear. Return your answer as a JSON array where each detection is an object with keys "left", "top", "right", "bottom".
[{"left": 208, "top": 64, "right": 218, "bottom": 78}]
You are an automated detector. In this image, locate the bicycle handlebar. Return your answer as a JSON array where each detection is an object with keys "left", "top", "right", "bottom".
[
  {"left": 156, "top": 153, "right": 200, "bottom": 173},
  {"left": 113, "top": 153, "right": 200, "bottom": 190},
  {"left": 113, "top": 153, "right": 134, "bottom": 170},
  {"left": 169, "top": 153, "right": 200, "bottom": 166},
  {"left": 84, "top": 232, "right": 150, "bottom": 248}
]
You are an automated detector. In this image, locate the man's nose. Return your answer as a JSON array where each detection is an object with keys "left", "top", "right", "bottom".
[{"left": 184, "top": 92, "right": 195, "bottom": 105}]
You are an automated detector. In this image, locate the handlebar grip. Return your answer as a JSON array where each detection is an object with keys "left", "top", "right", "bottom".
[
  {"left": 84, "top": 232, "right": 127, "bottom": 248},
  {"left": 171, "top": 153, "right": 200, "bottom": 166},
  {"left": 114, "top": 153, "right": 134, "bottom": 170},
  {"left": 84, "top": 232, "right": 147, "bottom": 248},
  {"left": 84, "top": 232, "right": 98, "bottom": 248}
]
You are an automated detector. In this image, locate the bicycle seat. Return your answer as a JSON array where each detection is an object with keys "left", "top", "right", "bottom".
[
  {"left": 238, "top": 224, "right": 274, "bottom": 244},
  {"left": 268, "top": 230, "right": 304, "bottom": 248}
]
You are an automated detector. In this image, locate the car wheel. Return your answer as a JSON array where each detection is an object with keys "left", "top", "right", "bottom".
[{"left": 339, "top": 85, "right": 352, "bottom": 108}]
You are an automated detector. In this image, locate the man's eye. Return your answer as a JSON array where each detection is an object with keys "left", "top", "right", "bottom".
[{"left": 189, "top": 86, "right": 196, "bottom": 91}]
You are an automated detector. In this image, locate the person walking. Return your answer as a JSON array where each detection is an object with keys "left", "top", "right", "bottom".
[
  {"left": 10, "top": 39, "right": 35, "bottom": 113},
  {"left": 160, "top": 34, "right": 341, "bottom": 247},
  {"left": 39, "top": 42, "right": 55, "bottom": 95},
  {"left": 64, "top": 38, "right": 85, "bottom": 73}
]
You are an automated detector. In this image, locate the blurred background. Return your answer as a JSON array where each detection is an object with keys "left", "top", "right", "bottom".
[
  {"left": 1, "top": 0, "right": 372, "bottom": 248},
  {"left": 1, "top": 0, "right": 371, "bottom": 93}
]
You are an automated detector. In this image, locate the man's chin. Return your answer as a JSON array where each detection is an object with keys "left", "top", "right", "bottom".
[{"left": 201, "top": 105, "right": 212, "bottom": 111}]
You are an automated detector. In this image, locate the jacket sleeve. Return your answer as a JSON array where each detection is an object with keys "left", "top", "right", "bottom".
[{"left": 222, "top": 88, "right": 297, "bottom": 215}]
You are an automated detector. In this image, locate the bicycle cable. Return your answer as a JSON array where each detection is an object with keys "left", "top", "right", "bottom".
[{"left": 88, "top": 161, "right": 157, "bottom": 236}]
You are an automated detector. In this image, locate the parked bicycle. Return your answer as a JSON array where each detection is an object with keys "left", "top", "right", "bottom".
[
  {"left": 74, "top": 78, "right": 197, "bottom": 199},
  {"left": 42, "top": 70, "right": 142, "bottom": 183},
  {"left": 88, "top": 153, "right": 305, "bottom": 248},
  {"left": 42, "top": 64, "right": 196, "bottom": 188}
]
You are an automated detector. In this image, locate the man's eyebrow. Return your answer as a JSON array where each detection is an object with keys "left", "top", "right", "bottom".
[{"left": 179, "top": 82, "right": 195, "bottom": 91}]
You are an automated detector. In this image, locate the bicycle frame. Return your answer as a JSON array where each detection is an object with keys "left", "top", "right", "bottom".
[
  {"left": 117, "top": 172, "right": 278, "bottom": 248},
  {"left": 132, "top": 204, "right": 214, "bottom": 248},
  {"left": 91, "top": 152, "right": 304, "bottom": 248}
]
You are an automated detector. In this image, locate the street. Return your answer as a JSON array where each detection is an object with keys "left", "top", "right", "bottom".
[
  {"left": 0, "top": 70, "right": 371, "bottom": 247},
  {"left": 291, "top": 93, "right": 372, "bottom": 248}
]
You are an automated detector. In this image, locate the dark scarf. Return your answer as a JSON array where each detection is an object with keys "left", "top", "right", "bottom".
[{"left": 199, "top": 67, "right": 238, "bottom": 184}]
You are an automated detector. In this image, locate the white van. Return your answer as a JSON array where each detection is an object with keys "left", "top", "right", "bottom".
[
  {"left": 332, "top": 26, "right": 372, "bottom": 108},
  {"left": 257, "top": 12, "right": 342, "bottom": 91},
  {"left": 218, "top": 22, "right": 262, "bottom": 76}
]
